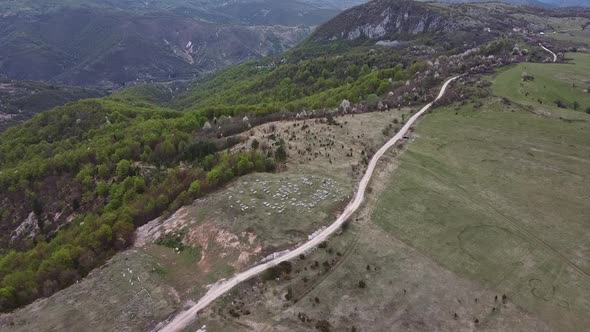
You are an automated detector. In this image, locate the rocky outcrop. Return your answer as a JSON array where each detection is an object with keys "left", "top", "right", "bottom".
[
  {"left": 312, "top": 0, "right": 466, "bottom": 41},
  {"left": 310, "top": 0, "right": 562, "bottom": 44}
]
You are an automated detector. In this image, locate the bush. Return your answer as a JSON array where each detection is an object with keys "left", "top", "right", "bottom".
[
  {"left": 237, "top": 157, "right": 254, "bottom": 175},
  {"left": 573, "top": 101, "right": 579, "bottom": 110},
  {"left": 188, "top": 180, "right": 201, "bottom": 195},
  {"left": 555, "top": 100, "right": 566, "bottom": 108},
  {"left": 251, "top": 139, "right": 259, "bottom": 150},
  {"left": 115, "top": 159, "right": 131, "bottom": 179},
  {"left": 315, "top": 320, "right": 332, "bottom": 332},
  {"left": 157, "top": 233, "right": 186, "bottom": 251},
  {"left": 365, "top": 94, "right": 381, "bottom": 108},
  {"left": 275, "top": 145, "right": 287, "bottom": 162}
]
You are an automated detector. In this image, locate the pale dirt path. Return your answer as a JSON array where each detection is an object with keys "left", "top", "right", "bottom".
[
  {"left": 539, "top": 43, "right": 557, "bottom": 63},
  {"left": 156, "top": 76, "right": 461, "bottom": 332}
]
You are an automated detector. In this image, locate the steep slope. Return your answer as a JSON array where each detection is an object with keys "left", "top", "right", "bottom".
[
  {"left": 309, "top": 0, "right": 559, "bottom": 43},
  {"left": 430, "top": 0, "right": 559, "bottom": 7},
  {"left": 311, "top": 0, "right": 465, "bottom": 41},
  {"left": 306, "top": 0, "right": 590, "bottom": 52}
]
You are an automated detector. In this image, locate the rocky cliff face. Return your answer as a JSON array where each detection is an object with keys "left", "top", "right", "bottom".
[
  {"left": 309, "top": 0, "right": 586, "bottom": 45},
  {"left": 312, "top": 0, "right": 468, "bottom": 41}
]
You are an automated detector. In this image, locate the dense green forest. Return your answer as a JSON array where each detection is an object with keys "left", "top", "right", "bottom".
[
  {"left": 0, "top": 96, "right": 277, "bottom": 310},
  {"left": 173, "top": 45, "right": 426, "bottom": 115},
  {"left": 0, "top": 41, "right": 420, "bottom": 311}
]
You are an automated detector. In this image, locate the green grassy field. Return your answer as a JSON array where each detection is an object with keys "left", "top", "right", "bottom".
[
  {"left": 371, "top": 98, "right": 590, "bottom": 331},
  {"left": 492, "top": 52, "right": 590, "bottom": 112},
  {"left": 550, "top": 30, "right": 590, "bottom": 47}
]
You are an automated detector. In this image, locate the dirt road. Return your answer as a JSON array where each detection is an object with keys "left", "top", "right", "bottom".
[
  {"left": 156, "top": 76, "right": 461, "bottom": 332},
  {"left": 539, "top": 43, "right": 557, "bottom": 62}
]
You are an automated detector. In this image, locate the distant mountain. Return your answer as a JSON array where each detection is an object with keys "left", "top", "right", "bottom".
[
  {"left": 301, "top": 0, "right": 369, "bottom": 10},
  {"left": 0, "top": 0, "right": 352, "bottom": 87},
  {"left": 540, "top": 0, "right": 590, "bottom": 7},
  {"left": 0, "top": 0, "right": 371, "bottom": 124},
  {"left": 429, "top": 0, "right": 589, "bottom": 8},
  {"left": 0, "top": 0, "right": 366, "bottom": 25},
  {"left": 0, "top": 8, "right": 313, "bottom": 87}
]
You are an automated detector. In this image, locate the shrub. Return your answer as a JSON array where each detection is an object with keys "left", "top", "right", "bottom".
[
  {"left": 573, "top": 101, "right": 579, "bottom": 110},
  {"left": 188, "top": 180, "right": 201, "bottom": 195},
  {"left": 555, "top": 100, "right": 566, "bottom": 108},
  {"left": 115, "top": 159, "right": 131, "bottom": 179},
  {"left": 275, "top": 145, "right": 287, "bottom": 162},
  {"left": 251, "top": 139, "right": 259, "bottom": 150},
  {"left": 157, "top": 233, "right": 186, "bottom": 251}
]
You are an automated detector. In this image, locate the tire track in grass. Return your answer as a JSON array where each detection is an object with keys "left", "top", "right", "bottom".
[
  {"left": 291, "top": 228, "right": 361, "bottom": 304},
  {"left": 408, "top": 160, "right": 590, "bottom": 283}
]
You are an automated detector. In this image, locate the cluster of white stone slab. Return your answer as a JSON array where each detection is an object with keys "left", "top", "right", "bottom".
[
  {"left": 227, "top": 176, "right": 343, "bottom": 215},
  {"left": 122, "top": 266, "right": 140, "bottom": 286}
]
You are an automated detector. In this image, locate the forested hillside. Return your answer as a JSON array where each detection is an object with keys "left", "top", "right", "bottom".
[
  {"left": 0, "top": 94, "right": 276, "bottom": 310},
  {"left": 0, "top": 81, "right": 107, "bottom": 131},
  {"left": 0, "top": 29, "right": 433, "bottom": 312}
]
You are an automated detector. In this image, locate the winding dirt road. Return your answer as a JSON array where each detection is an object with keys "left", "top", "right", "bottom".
[
  {"left": 156, "top": 76, "right": 460, "bottom": 332},
  {"left": 539, "top": 43, "right": 557, "bottom": 63}
]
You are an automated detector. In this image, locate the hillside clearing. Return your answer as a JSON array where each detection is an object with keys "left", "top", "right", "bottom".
[{"left": 492, "top": 52, "right": 590, "bottom": 112}]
